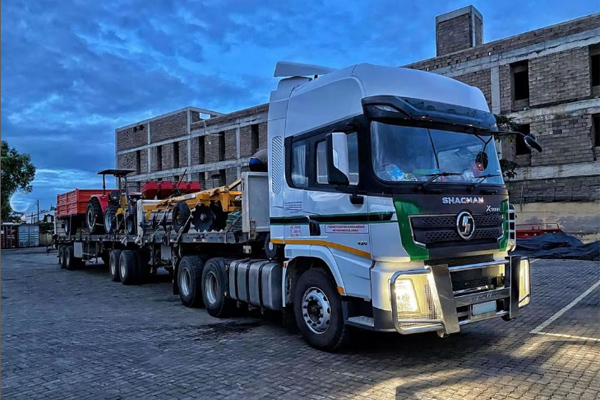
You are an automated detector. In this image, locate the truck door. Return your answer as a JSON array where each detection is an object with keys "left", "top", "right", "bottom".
[{"left": 285, "top": 131, "right": 372, "bottom": 299}]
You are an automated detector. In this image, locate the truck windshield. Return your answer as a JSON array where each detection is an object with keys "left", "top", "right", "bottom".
[{"left": 371, "top": 122, "right": 504, "bottom": 185}]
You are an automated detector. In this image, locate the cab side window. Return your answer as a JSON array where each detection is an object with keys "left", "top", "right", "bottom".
[
  {"left": 315, "top": 132, "right": 359, "bottom": 185},
  {"left": 291, "top": 142, "right": 308, "bottom": 188}
]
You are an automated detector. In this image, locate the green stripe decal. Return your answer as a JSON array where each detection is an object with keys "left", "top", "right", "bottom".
[
  {"left": 499, "top": 200, "right": 509, "bottom": 252},
  {"left": 393, "top": 199, "right": 429, "bottom": 261}
]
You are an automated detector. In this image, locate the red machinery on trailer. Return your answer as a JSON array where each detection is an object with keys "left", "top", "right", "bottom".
[{"left": 56, "top": 169, "right": 203, "bottom": 236}]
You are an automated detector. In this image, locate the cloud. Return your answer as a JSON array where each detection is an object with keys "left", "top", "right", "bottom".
[{"left": 1, "top": 0, "right": 597, "bottom": 210}]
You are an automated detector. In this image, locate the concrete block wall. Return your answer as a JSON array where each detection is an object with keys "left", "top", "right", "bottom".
[
  {"left": 116, "top": 123, "right": 148, "bottom": 151},
  {"left": 117, "top": 152, "right": 136, "bottom": 171},
  {"left": 149, "top": 111, "right": 187, "bottom": 142},
  {"left": 175, "top": 140, "right": 188, "bottom": 169},
  {"left": 499, "top": 64, "right": 513, "bottom": 113},
  {"left": 530, "top": 115, "right": 595, "bottom": 166},
  {"left": 529, "top": 48, "right": 591, "bottom": 107},
  {"left": 507, "top": 175, "right": 600, "bottom": 203},
  {"left": 408, "top": 14, "right": 600, "bottom": 72},
  {"left": 204, "top": 134, "right": 224, "bottom": 164},
  {"left": 224, "top": 128, "right": 237, "bottom": 160}
]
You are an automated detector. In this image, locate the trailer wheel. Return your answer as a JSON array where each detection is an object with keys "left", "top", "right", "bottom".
[
  {"left": 86, "top": 198, "right": 103, "bottom": 234},
  {"left": 178, "top": 256, "right": 205, "bottom": 308},
  {"left": 202, "top": 258, "right": 234, "bottom": 317},
  {"left": 119, "top": 250, "right": 137, "bottom": 285},
  {"left": 109, "top": 250, "right": 122, "bottom": 282},
  {"left": 64, "top": 247, "right": 78, "bottom": 271},
  {"left": 104, "top": 205, "right": 118, "bottom": 234},
  {"left": 58, "top": 245, "right": 66, "bottom": 268},
  {"left": 293, "top": 268, "right": 347, "bottom": 352},
  {"left": 172, "top": 202, "right": 191, "bottom": 233}
]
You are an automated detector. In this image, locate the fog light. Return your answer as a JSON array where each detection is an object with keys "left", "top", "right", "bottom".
[
  {"left": 518, "top": 258, "right": 531, "bottom": 307},
  {"left": 395, "top": 279, "right": 419, "bottom": 313}
]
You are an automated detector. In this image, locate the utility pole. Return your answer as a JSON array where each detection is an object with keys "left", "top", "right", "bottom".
[{"left": 36, "top": 199, "right": 40, "bottom": 224}]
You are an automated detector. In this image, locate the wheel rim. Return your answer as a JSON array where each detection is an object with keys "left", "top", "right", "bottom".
[
  {"left": 110, "top": 258, "right": 116, "bottom": 276},
  {"left": 180, "top": 268, "right": 191, "bottom": 297},
  {"left": 120, "top": 261, "right": 126, "bottom": 279},
  {"left": 301, "top": 287, "right": 332, "bottom": 334},
  {"left": 205, "top": 271, "right": 219, "bottom": 305},
  {"left": 104, "top": 212, "right": 112, "bottom": 233},
  {"left": 87, "top": 208, "right": 95, "bottom": 229}
]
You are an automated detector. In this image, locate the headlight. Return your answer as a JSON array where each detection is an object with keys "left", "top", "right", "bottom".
[
  {"left": 518, "top": 258, "right": 531, "bottom": 307},
  {"left": 395, "top": 279, "right": 419, "bottom": 313}
]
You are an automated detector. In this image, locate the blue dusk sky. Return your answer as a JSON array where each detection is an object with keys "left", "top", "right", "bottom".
[{"left": 2, "top": 0, "right": 598, "bottom": 213}]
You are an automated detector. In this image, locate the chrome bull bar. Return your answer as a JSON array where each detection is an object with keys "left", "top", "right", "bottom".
[{"left": 389, "top": 256, "right": 530, "bottom": 335}]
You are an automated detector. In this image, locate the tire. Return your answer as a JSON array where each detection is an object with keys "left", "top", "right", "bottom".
[
  {"left": 201, "top": 258, "right": 234, "bottom": 317},
  {"left": 119, "top": 250, "right": 137, "bottom": 285},
  {"left": 64, "top": 218, "right": 71, "bottom": 236},
  {"left": 58, "top": 245, "right": 66, "bottom": 268},
  {"left": 109, "top": 250, "right": 122, "bottom": 282},
  {"left": 64, "top": 247, "right": 78, "bottom": 271},
  {"left": 172, "top": 202, "right": 191, "bottom": 233},
  {"left": 86, "top": 198, "right": 103, "bottom": 234},
  {"left": 126, "top": 215, "right": 136, "bottom": 235},
  {"left": 178, "top": 256, "right": 205, "bottom": 308},
  {"left": 104, "top": 205, "right": 118, "bottom": 234},
  {"left": 293, "top": 268, "right": 347, "bottom": 352}
]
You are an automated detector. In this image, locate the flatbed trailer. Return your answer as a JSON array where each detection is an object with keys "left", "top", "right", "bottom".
[{"left": 54, "top": 61, "right": 541, "bottom": 351}]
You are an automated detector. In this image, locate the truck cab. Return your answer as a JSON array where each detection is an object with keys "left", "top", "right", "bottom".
[{"left": 267, "top": 62, "right": 537, "bottom": 349}]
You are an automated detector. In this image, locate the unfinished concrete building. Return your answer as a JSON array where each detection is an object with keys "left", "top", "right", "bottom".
[{"left": 116, "top": 6, "right": 600, "bottom": 241}]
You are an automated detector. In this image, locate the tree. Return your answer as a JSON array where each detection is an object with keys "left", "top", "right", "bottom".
[{"left": 1, "top": 141, "right": 36, "bottom": 221}]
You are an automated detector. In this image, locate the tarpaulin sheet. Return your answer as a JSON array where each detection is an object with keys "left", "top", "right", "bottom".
[{"left": 513, "top": 233, "right": 600, "bottom": 261}]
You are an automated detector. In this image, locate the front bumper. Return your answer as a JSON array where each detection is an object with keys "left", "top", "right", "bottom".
[{"left": 389, "top": 256, "right": 530, "bottom": 335}]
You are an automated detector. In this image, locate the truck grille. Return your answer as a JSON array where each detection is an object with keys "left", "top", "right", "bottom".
[{"left": 410, "top": 213, "right": 503, "bottom": 246}]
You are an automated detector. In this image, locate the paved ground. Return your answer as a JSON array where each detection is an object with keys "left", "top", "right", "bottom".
[{"left": 1, "top": 248, "right": 599, "bottom": 400}]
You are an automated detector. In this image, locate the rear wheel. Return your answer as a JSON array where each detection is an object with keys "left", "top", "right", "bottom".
[
  {"left": 119, "top": 250, "right": 137, "bottom": 285},
  {"left": 201, "top": 258, "right": 234, "bottom": 317},
  {"left": 109, "top": 250, "right": 122, "bottom": 282},
  {"left": 86, "top": 198, "right": 103, "bottom": 234},
  {"left": 293, "top": 268, "right": 347, "bottom": 352},
  {"left": 178, "top": 256, "right": 205, "bottom": 307},
  {"left": 64, "top": 247, "right": 78, "bottom": 270}
]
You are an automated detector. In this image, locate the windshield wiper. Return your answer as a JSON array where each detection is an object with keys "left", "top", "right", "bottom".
[
  {"left": 467, "top": 174, "right": 501, "bottom": 192},
  {"left": 415, "top": 171, "right": 462, "bottom": 192}
]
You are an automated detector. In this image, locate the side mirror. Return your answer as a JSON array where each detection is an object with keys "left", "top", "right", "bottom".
[
  {"left": 524, "top": 134, "right": 542, "bottom": 153},
  {"left": 326, "top": 132, "right": 350, "bottom": 186}
]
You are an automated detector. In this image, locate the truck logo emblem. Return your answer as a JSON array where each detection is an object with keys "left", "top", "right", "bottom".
[
  {"left": 456, "top": 211, "right": 475, "bottom": 240},
  {"left": 442, "top": 196, "right": 484, "bottom": 205}
]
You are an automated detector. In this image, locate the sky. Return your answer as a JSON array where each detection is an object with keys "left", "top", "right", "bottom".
[{"left": 2, "top": 0, "right": 598, "bottom": 214}]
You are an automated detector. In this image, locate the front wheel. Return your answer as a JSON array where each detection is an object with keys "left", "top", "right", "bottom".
[{"left": 293, "top": 269, "right": 347, "bottom": 352}]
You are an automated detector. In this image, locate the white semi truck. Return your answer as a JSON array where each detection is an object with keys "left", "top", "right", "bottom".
[{"left": 56, "top": 61, "right": 541, "bottom": 351}]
